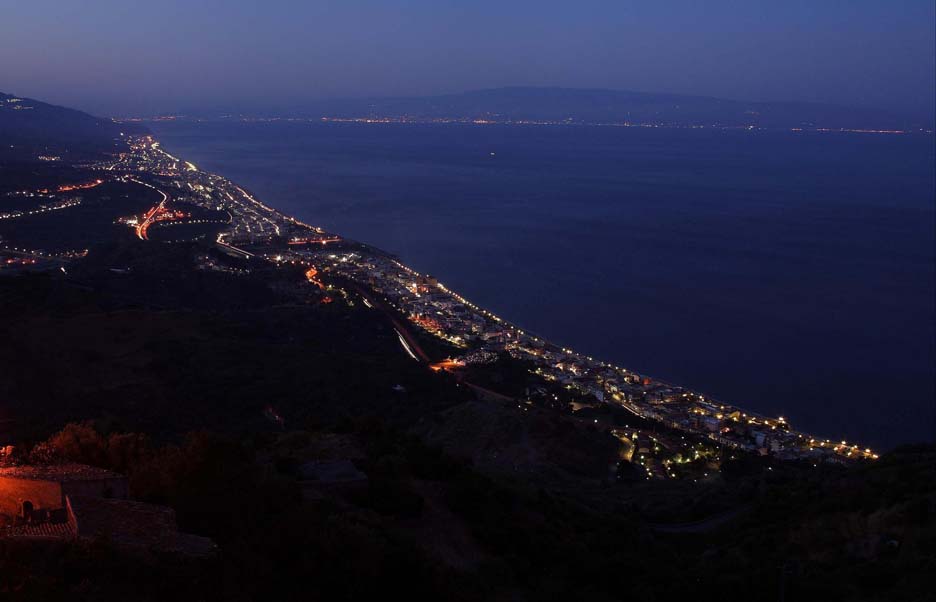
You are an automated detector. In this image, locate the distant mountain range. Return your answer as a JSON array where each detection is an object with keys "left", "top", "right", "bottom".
[
  {"left": 285, "top": 87, "right": 929, "bottom": 130},
  {"left": 0, "top": 91, "right": 145, "bottom": 155},
  {"left": 2, "top": 88, "right": 931, "bottom": 140}
]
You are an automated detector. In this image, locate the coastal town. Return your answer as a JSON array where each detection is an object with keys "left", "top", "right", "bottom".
[
  {"left": 3, "top": 134, "right": 879, "bottom": 475},
  {"left": 299, "top": 250, "right": 879, "bottom": 466}
]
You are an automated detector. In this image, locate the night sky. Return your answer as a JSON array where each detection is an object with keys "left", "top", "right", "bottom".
[{"left": 1, "top": 0, "right": 933, "bottom": 117}]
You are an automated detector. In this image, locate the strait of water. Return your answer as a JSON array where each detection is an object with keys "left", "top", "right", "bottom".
[{"left": 149, "top": 121, "right": 935, "bottom": 450}]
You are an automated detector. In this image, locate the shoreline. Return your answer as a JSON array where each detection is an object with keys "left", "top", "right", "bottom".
[
  {"left": 123, "top": 115, "right": 936, "bottom": 136},
  {"left": 108, "top": 133, "right": 884, "bottom": 463}
]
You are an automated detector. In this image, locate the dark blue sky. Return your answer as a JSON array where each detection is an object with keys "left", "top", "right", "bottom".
[{"left": 1, "top": 0, "right": 933, "bottom": 117}]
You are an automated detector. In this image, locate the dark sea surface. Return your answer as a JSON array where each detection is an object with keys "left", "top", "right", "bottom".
[{"left": 148, "top": 121, "right": 935, "bottom": 450}]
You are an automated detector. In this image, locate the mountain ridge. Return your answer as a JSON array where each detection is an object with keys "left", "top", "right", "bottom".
[{"left": 0, "top": 91, "right": 146, "bottom": 155}]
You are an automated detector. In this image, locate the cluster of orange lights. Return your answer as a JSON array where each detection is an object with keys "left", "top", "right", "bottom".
[
  {"left": 412, "top": 314, "right": 443, "bottom": 332},
  {"left": 305, "top": 266, "right": 326, "bottom": 290},
  {"left": 36, "top": 179, "right": 105, "bottom": 194},
  {"left": 4, "top": 257, "right": 37, "bottom": 265},
  {"left": 429, "top": 359, "right": 464, "bottom": 373},
  {"left": 57, "top": 179, "right": 104, "bottom": 192},
  {"left": 136, "top": 205, "right": 188, "bottom": 240}
]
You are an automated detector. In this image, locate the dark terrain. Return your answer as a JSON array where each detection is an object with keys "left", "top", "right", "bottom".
[
  {"left": 1, "top": 251, "right": 930, "bottom": 602},
  {"left": 0, "top": 93, "right": 932, "bottom": 601}
]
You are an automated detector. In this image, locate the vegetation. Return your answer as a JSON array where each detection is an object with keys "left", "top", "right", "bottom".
[{"left": 1, "top": 418, "right": 932, "bottom": 601}]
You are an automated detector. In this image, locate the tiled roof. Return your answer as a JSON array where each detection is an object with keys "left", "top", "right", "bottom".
[
  {"left": 69, "top": 495, "right": 176, "bottom": 539},
  {"left": 0, "top": 463, "right": 125, "bottom": 482},
  {"left": 3, "top": 521, "right": 75, "bottom": 539},
  {"left": 68, "top": 496, "right": 216, "bottom": 557},
  {"left": 298, "top": 459, "right": 367, "bottom": 484}
]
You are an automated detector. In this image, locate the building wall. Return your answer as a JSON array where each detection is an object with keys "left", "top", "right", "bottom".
[
  {"left": 65, "top": 495, "right": 79, "bottom": 536},
  {"left": 0, "top": 477, "right": 63, "bottom": 517}
]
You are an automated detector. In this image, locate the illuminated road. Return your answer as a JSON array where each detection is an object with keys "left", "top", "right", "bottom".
[
  {"left": 129, "top": 179, "right": 170, "bottom": 241},
  {"left": 343, "top": 281, "right": 433, "bottom": 362},
  {"left": 344, "top": 279, "right": 515, "bottom": 401},
  {"left": 396, "top": 329, "right": 421, "bottom": 361}
]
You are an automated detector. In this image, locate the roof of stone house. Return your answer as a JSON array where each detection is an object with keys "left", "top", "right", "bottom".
[
  {"left": 0, "top": 463, "right": 125, "bottom": 483},
  {"left": 3, "top": 520, "right": 75, "bottom": 539},
  {"left": 67, "top": 496, "right": 217, "bottom": 557},
  {"left": 298, "top": 459, "right": 367, "bottom": 484},
  {"left": 172, "top": 532, "right": 219, "bottom": 557},
  {"left": 69, "top": 495, "right": 176, "bottom": 540}
]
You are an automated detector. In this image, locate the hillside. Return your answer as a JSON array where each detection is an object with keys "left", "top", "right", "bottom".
[
  {"left": 0, "top": 92, "right": 145, "bottom": 157},
  {"left": 1, "top": 269, "right": 932, "bottom": 602}
]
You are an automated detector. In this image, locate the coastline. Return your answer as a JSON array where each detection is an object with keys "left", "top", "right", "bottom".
[{"left": 103, "top": 132, "right": 888, "bottom": 465}]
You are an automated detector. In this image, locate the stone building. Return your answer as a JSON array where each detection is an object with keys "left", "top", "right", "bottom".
[
  {"left": 0, "top": 463, "right": 128, "bottom": 519},
  {"left": 0, "top": 463, "right": 215, "bottom": 556}
]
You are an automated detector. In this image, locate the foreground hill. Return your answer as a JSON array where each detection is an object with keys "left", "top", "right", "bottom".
[
  {"left": 295, "top": 87, "right": 925, "bottom": 130},
  {"left": 0, "top": 266, "right": 932, "bottom": 602}
]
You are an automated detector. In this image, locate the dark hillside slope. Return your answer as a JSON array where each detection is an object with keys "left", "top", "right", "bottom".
[{"left": 0, "top": 92, "right": 146, "bottom": 156}]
